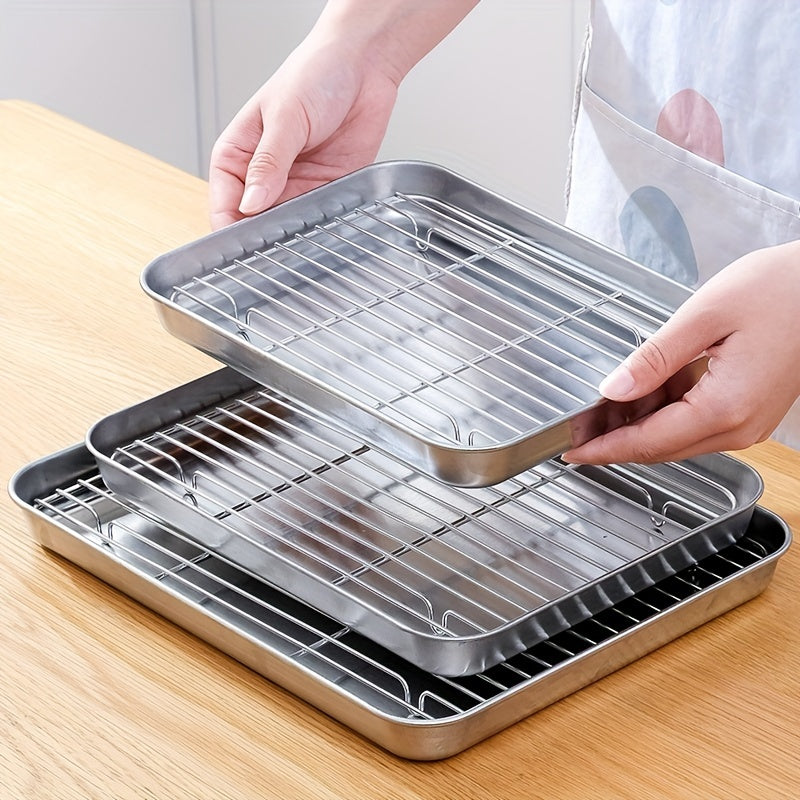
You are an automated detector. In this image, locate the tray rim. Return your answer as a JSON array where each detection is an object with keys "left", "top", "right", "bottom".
[
  {"left": 140, "top": 159, "right": 698, "bottom": 487},
  {"left": 83, "top": 368, "right": 765, "bottom": 676},
  {"left": 8, "top": 443, "right": 791, "bottom": 760}
]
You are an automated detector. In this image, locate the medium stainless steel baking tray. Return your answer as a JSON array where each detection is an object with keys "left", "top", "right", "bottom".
[
  {"left": 86, "top": 368, "right": 763, "bottom": 676},
  {"left": 9, "top": 444, "right": 790, "bottom": 760},
  {"left": 142, "top": 161, "right": 701, "bottom": 487}
]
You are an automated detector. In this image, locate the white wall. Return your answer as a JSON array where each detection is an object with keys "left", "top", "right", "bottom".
[
  {"left": 0, "top": 0, "right": 590, "bottom": 221},
  {"left": 0, "top": 0, "right": 201, "bottom": 175},
  {"left": 379, "top": 0, "right": 591, "bottom": 219}
]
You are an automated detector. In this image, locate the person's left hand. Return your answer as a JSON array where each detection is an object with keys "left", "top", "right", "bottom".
[{"left": 562, "top": 240, "right": 800, "bottom": 464}]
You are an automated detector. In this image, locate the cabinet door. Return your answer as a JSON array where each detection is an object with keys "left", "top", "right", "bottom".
[{"left": 0, "top": 0, "right": 199, "bottom": 175}]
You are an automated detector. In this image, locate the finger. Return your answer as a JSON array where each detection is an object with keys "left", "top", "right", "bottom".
[
  {"left": 561, "top": 412, "right": 711, "bottom": 465},
  {"left": 563, "top": 420, "right": 738, "bottom": 465},
  {"left": 208, "top": 109, "right": 262, "bottom": 228},
  {"left": 563, "top": 385, "right": 731, "bottom": 464},
  {"left": 599, "top": 294, "right": 727, "bottom": 402},
  {"left": 239, "top": 105, "right": 310, "bottom": 216},
  {"left": 208, "top": 162, "right": 246, "bottom": 229}
]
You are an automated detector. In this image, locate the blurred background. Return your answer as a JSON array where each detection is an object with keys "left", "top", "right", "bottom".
[{"left": 0, "top": 0, "right": 590, "bottom": 222}]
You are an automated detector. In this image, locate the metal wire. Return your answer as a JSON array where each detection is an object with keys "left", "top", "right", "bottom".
[
  {"left": 33, "top": 471, "right": 765, "bottom": 720},
  {"left": 108, "top": 384, "right": 735, "bottom": 638},
  {"left": 170, "top": 192, "right": 672, "bottom": 446}
]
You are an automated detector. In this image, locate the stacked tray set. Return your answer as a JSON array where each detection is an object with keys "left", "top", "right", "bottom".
[{"left": 10, "top": 162, "right": 791, "bottom": 760}]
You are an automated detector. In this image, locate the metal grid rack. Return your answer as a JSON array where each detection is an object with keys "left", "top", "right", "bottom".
[
  {"left": 33, "top": 468, "right": 774, "bottom": 724},
  {"left": 90, "top": 377, "right": 756, "bottom": 675},
  {"left": 11, "top": 160, "right": 790, "bottom": 759},
  {"left": 168, "top": 192, "right": 670, "bottom": 449}
]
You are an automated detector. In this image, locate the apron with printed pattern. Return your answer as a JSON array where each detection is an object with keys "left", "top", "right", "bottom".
[{"left": 565, "top": 0, "right": 800, "bottom": 448}]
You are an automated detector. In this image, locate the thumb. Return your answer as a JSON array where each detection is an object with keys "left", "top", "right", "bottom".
[
  {"left": 598, "top": 318, "right": 705, "bottom": 402},
  {"left": 239, "top": 108, "right": 308, "bottom": 216}
]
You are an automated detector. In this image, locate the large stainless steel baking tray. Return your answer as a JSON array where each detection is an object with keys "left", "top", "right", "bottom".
[
  {"left": 86, "top": 368, "right": 762, "bottom": 676},
  {"left": 9, "top": 445, "right": 790, "bottom": 760},
  {"left": 142, "top": 161, "right": 701, "bottom": 487}
]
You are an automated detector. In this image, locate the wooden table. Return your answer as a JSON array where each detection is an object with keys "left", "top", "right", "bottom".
[{"left": 2, "top": 100, "right": 798, "bottom": 800}]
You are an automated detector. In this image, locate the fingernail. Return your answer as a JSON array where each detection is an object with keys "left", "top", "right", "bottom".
[
  {"left": 598, "top": 363, "right": 636, "bottom": 399},
  {"left": 239, "top": 184, "right": 270, "bottom": 215}
]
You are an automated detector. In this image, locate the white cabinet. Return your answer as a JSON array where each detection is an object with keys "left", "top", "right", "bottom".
[
  {"left": 0, "top": 0, "right": 590, "bottom": 221},
  {"left": 0, "top": 0, "right": 200, "bottom": 175}
]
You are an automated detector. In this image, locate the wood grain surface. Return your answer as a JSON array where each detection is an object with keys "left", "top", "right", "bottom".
[{"left": 1, "top": 100, "right": 798, "bottom": 800}]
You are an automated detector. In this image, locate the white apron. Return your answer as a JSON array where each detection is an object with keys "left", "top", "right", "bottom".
[{"left": 565, "top": 0, "right": 800, "bottom": 448}]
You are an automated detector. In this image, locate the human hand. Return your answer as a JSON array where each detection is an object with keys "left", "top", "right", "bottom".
[
  {"left": 208, "top": 0, "right": 479, "bottom": 229},
  {"left": 208, "top": 36, "right": 398, "bottom": 229},
  {"left": 563, "top": 240, "right": 800, "bottom": 464}
]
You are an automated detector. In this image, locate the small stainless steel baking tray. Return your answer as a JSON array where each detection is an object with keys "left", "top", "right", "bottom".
[
  {"left": 9, "top": 445, "right": 790, "bottom": 760},
  {"left": 142, "top": 161, "right": 700, "bottom": 487},
  {"left": 86, "top": 368, "right": 762, "bottom": 676}
]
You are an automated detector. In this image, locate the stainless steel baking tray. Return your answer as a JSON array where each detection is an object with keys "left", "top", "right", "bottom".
[
  {"left": 86, "top": 368, "right": 763, "bottom": 676},
  {"left": 142, "top": 160, "right": 701, "bottom": 487},
  {"left": 9, "top": 445, "right": 790, "bottom": 760}
]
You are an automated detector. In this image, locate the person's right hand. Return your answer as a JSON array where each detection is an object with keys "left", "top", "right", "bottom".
[{"left": 208, "top": 0, "right": 479, "bottom": 230}]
